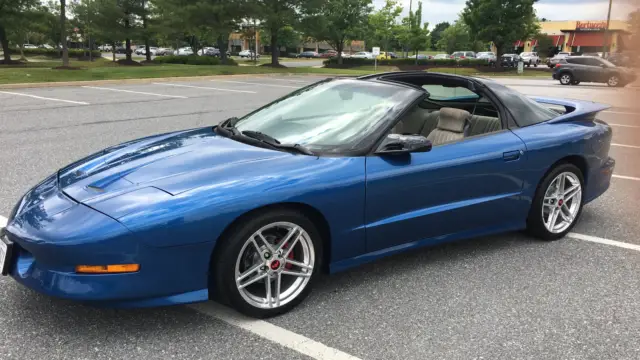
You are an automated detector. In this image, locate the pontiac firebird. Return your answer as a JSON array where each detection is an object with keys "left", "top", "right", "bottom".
[{"left": 0, "top": 72, "right": 614, "bottom": 318}]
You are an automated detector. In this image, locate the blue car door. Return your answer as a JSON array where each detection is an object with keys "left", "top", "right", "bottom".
[{"left": 364, "top": 130, "right": 529, "bottom": 253}]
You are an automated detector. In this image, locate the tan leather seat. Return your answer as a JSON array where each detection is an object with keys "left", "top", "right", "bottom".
[
  {"left": 426, "top": 108, "right": 471, "bottom": 146},
  {"left": 467, "top": 115, "right": 501, "bottom": 137},
  {"left": 420, "top": 111, "right": 440, "bottom": 138},
  {"left": 393, "top": 107, "right": 438, "bottom": 135}
]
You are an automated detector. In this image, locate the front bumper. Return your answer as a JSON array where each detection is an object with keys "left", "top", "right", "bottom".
[{"left": 2, "top": 194, "right": 213, "bottom": 307}]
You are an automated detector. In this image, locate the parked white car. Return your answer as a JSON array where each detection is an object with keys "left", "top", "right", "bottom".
[
  {"left": 239, "top": 50, "right": 260, "bottom": 58},
  {"left": 23, "top": 44, "right": 37, "bottom": 49},
  {"left": 176, "top": 47, "right": 194, "bottom": 56},
  {"left": 351, "top": 51, "right": 373, "bottom": 59},
  {"left": 520, "top": 52, "right": 540, "bottom": 67},
  {"left": 547, "top": 52, "right": 571, "bottom": 68},
  {"left": 135, "top": 46, "right": 158, "bottom": 56},
  {"left": 433, "top": 54, "right": 449, "bottom": 59},
  {"left": 476, "top": 52, "right": 497, "bottom": 64}
]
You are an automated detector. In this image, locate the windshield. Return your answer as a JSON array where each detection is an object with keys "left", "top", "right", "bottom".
[{"left": 234, "top": 79, "right": 420, "bottom": 154}]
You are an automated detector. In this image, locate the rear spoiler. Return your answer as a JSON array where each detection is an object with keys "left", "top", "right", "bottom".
[{"left": 531, "top": 96, "right": 611, "bottom": 123}]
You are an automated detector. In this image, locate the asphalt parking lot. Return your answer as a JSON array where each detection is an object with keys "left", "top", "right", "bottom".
[{"left": 0, "top": 74, "right": 639, "bottom": 360}]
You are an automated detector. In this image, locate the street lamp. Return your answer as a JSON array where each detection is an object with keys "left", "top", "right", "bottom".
[{"left": 602, "top": 0, "right": 613, "bottom": 58}]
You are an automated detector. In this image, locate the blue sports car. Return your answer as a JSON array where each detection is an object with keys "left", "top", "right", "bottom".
[{"left": 0, "top": 72, "right": 614, "bottom": 318}]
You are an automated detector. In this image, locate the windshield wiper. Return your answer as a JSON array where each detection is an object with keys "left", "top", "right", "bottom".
[
  {"left": 242, "top": 130, "right": 314, "bottom": 156},
  {"left": 214, "top": 117, "right": 241, "bottom": 137}
]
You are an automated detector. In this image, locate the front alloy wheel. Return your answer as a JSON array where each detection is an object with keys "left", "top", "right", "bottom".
[
  {"left": 214, "top": 209, "right": 322, "bottom": 318},
  {"left": 235, "top": 222, "right": 315, "bottom": 310}
]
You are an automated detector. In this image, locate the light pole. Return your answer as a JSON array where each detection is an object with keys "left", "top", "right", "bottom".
[{"left": 602, "top": 0, "right": 613, "bottom": 58}]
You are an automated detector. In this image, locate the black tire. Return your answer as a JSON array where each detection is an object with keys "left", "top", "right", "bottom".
[
  {"left": 559, "top": 72, "right": 573, "bottom": 85},
  {"left": 527, "top": 163, "right": 585, "bottom": 241},
  {"left": 534, "top": 62, "right": 538, "bottom": 67},
  {"left": 607, "top": 74, "right": 621, "bottom": 87},
  {"left": 571, "top": 80, "right": 580, "bottom": 85},
  {"left": 213, "top": 208, "right": 323, "bottom": 318}
]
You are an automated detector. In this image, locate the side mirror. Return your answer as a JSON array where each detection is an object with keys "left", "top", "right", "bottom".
[{"left": 375, "top": 134, "right": 433, "bottom": 155}]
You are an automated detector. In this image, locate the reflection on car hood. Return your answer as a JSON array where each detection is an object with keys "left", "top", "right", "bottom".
[{"left": 57, "top": 127, "right": 290, "bottom": 203}]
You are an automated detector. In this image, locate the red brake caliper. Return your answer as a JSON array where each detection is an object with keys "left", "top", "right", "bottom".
[{"left": 282, "top": 243, "right": 294, "bottom": 269}]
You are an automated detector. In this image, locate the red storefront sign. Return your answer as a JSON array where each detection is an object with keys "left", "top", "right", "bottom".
[{"left": 575, "top": 21, "right": 607, "bottom": 31}]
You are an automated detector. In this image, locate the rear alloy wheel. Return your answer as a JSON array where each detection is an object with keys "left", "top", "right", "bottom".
[
  {"left": 607, "top": 75, "right": 620, "bottom": 87},
  {"left": 571, "top": 80, "right": 580, "bottom": 85},
  {"left": 527, "top": 164, "right": 584, "bottom": 241},
  {"left": 559, "top": 73, "right": 573, "bottom": 85},
  {"left": 215, "top": 210, "right": 322, "bottom": 318}
]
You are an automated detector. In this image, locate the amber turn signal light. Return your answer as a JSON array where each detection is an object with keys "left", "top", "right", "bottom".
[{"left": 75, "top": 264, "right": 140, "bottom": 274}]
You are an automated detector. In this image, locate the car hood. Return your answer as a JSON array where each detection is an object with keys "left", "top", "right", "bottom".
[{"left": 57, "top": 127, "right": 292, "bottom": 203}]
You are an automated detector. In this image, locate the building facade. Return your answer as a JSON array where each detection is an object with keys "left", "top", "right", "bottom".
[{"left": 513, "top": 20, "right": 631, "bottom": 55}]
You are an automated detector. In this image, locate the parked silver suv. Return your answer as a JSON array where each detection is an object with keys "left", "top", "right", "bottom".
[{"left": 520, "top": 52, "right": 540, "bottom": 67}]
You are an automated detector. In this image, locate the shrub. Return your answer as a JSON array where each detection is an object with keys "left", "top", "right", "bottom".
[
  {"left": 324, "top": 57, "right": 493, "bottom": 68},
  {"left": 9, "top": 48, "right": 101, "bottom": 59},
  {"left": 152, "top": 55, "right": 237, "bottom": 66}
]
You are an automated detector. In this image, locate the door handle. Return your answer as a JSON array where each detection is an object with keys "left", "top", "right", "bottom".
[{"left": 503, "top": 150, "right": 522, "bottom": 161}]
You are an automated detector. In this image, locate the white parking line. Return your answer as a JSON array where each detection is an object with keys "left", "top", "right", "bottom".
[
  {"left": 608, "top": 124, "right": 640, "bottom": 128},
  {"left": 612, "top": 143, "right": 640, "bottom": 149},
  {"left": 270, "top": 78, "right": 313, "bottom": 84},
  {"left": 190, "top": 302, "right": 362, "bottom": 360},
  {"left": 0, "top": 90, "right": 89, "bottom": 105},
  {"left": 82, "top": 86, "right": 188, "bottom": 99},
  {"left": 603, "top": 110, "right": 640, "bottom": 116},
  {"left": 152, "top": 83, "right": 256, "bottom": 93},
  {"left": 613, "top": 174, "right": 640, "bottom": 181},
  {"left": 212, "top": 80, "right": 300, "bottom": 89},
  {"left": 568, "top": 233, "right": 640, "bottom": 252}
]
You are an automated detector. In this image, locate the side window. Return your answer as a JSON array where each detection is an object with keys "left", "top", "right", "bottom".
[
  {"left": 567, "top": 58, "right": 585, "bottom": 65},
  {"left": 585, "top": 58, "right": 603, "bottom": 67},
  {"left": 393, "top": 84, "right": 502, "bottom": 143}
]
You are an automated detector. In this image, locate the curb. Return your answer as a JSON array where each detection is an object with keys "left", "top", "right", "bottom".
[{"left": 0, "top": 73, "right": 338, "bottom": 90}]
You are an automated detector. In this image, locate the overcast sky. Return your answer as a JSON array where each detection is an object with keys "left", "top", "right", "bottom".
[{"left": 373, "top": 0, "right": 638, "bottom": 29}]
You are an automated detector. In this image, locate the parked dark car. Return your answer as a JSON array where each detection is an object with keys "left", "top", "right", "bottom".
[
  {"left": 114, "top": 46, "right": 127, "bottom": 54},
  {"left": 320, "top": 50, "right": 337, "bottom": 58},
  {"left": 552, "top": 56, "right": 637, "bottom": 87},
  {"left": 500, "top": 54, "right": 521, "bottom": 67},
  {"left": 205, "top": 48, "right": 231, "bottom": 57},
  {"left": 297, "top": 51, "right": 319, "bottom": 58},
  {"left": 388, "top": 52, "right": 398, "bottom": 59}
]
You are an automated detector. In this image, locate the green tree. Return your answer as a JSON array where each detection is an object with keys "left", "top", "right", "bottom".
[
  {"left": 462, "top": 0, "right": 539, "bottom": 66},
  {"left": 0, "top": 0, "right": 39, "bottom": 63},
  {"left": 430, "top": 22, "right": 450, "bottom": 50},
  {"left": 249, "top": 0, "right": 308, "bottom": 66},
  {"left": 368, "top": 0, "right": 402, "bottom": 52},
  {"left": 8, "top": 5, "right": 52, "bottom": 60},
  {"left": 396, "top": 1, "right": 430, "bottom": 62},
  {"left": 436, "top": 20, "right": 472, "bottom": 54},
  {"left": 532, "top": 32, "right": 553, "bottom": 57},
  {"left": 155, "top": 0, "right": 245, "bottom": 63},
  {"left": 303, "top": 0, "right": 372, "bottom": 64},
  {"left": 260, "top": 25, "right": 302, "bottom": 53}
]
